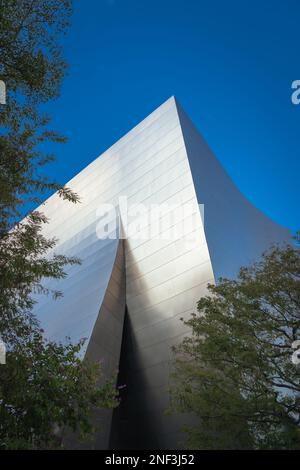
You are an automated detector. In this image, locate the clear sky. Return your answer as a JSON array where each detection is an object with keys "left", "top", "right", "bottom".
[{"left": 42, "top": 0, "right": 300, "bottom": 234}]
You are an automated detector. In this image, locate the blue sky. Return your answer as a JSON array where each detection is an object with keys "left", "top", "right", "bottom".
[{"left": 43, "top": 0, "right": 300, "bottom": 233}]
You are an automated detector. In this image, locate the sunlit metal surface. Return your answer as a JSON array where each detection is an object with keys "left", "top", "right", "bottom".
[{"left": 31, "top": 97, "right": 290, "bottom": 449}]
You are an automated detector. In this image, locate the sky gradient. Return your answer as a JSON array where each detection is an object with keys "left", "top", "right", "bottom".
[{"left": 42, "top": 0, "right": 300, "bottom": 234}]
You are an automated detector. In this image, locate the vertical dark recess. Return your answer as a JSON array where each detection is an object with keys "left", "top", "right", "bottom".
[{"left": 109, "top": 308, "right": 161, "bottom": 449}]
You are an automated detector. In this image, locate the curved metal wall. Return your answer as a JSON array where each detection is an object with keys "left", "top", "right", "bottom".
[{"left": 31, "top": 97, "right": 289, "bottom": 449}]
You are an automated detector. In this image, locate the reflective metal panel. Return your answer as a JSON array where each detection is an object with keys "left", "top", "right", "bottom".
[{"left": 30, "top": 97, "right": 290, "bottom": 449}]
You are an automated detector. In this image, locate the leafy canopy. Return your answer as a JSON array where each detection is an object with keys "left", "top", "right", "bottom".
[
  {"left": 0, "top": 0, "right": 118, "bottom": 449},
  {"left": 171, "top": 235, "right": 300, "bottom": 449}
]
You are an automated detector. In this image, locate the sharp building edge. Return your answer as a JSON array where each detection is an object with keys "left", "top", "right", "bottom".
[{"left": 31, "top": 97, "right": 290, "bottom": 449}]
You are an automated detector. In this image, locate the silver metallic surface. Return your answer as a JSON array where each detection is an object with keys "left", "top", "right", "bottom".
[{"left": 32, "top": 97, "right": 290, "bottom": 449}]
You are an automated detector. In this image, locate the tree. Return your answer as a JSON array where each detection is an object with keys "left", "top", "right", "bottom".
[
  {"left": 0, "top": 0, "right": 76, "bottom": 234},
  {"left": 0, "top": 333, "right": 117, "bottom": 449},
  {"left": 0, "top": 209, "right": 119, "bottom": 449},
  {"left": 0, "top": 1, "right": 118, "bottom": 449},
  {"left": 170, "top": 236, "right": 300, "bottom": 449}
]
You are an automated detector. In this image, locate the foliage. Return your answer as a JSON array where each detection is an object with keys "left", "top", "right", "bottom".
[
  {"left": 0, "top": 0, "right": 76, "bottom": 233},
  {"left": 0, "top": 0, "right": 118, "bottom": 449},
  {"left": 0, "top": 333, "right": 118, "bottom": 449},
  {"left": 170, "top": 235, "right": 300, "bottom": 449}
]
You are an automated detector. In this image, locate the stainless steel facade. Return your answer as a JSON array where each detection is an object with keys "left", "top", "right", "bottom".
[{"left": 32, "top": 97, "right": 290, "bottom": 449}]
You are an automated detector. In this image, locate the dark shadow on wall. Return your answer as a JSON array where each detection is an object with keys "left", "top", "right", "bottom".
[
  {"left": 109, "top": 237, "right": 197, "bottom": 450},
  {"left": 109, "top": 307, "right": 162, "bottom": 449}
]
